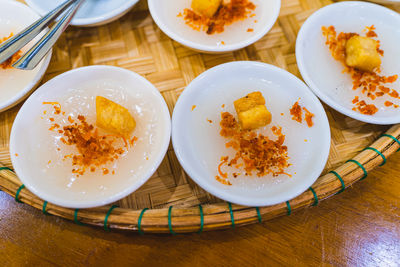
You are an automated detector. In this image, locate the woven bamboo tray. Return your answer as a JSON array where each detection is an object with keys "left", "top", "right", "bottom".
[{"left": 1, "top": 0, "right": 400, "bottom": 234}]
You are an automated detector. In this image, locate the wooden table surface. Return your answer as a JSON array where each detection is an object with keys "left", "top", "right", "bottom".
[{"left": 0, "top": 152, "right": 398, "bottom": 266}]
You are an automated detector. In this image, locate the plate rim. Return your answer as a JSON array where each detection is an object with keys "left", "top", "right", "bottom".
[
  {"left": 172, "top": 61, "right": 331, "bottom": 207},
  {"left": 25, "top": 0, "right": 139, "bottom": 27},
  {"left": 9, "top": 65, "right": 172, "bottom": 208},
  {"left": 147, "top": 0, "right": 281, "bottom": 53},
  {"left": 296, "top": 1, "right": 400, "bottom": 125}
]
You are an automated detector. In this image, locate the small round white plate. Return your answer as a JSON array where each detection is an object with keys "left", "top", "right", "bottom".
[
  {"left": 172, "top": 61, "right": 331, "bottom": 207},
  {"left": 10, "top": 66, "right": 171, "bottom": 208},
  {"left": 0, "top": 0, "right": 51, "bottom": 112},
  {"left": 26, "top": 0, "right": 139, "bottom": 27},
  {"left": 148, "top": 0, "right": 281, "bottom": 53},
  {"left": 296, "top": 1, "right": 400, "bottom": 125}
]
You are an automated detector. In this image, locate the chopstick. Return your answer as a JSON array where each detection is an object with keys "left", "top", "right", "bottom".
[
  {"left": 0, "top": 0, "right": 78, "bottom": 65},
  {"left": 13, "top": 0, "right": 84, "bottom": 70}
]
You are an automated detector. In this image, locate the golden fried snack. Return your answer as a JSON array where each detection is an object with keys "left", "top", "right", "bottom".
[
  {"left": 234, "top": 91, "right": 271, "bottom": 130},
  {"left": 191, "top": 0, "right": 222, "bottom": 18},
  {"left": 96, "top": 96, "right": 136, "bottom": 136},
  {"left": 345, "top": 36, "right": 381, "bottom": 72}
]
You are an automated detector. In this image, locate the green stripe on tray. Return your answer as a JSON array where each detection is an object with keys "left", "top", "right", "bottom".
[
  {"left": 286, "top": 201, "right": 291, "bottom": 215},
  {"left": 381, "top": 134, "right": 400, "bottom": 152},
  {"left": 15, "top": 184, "right": 25, "bottom": 203},
  {"left": 0, "top": 167, "right": 13, "bottom": 172},
  {"left": 42, "top": 201, "right": 48, "bottom": 215},
  {"left": 228, "top": 202, "right": 235, "bottom": 228},
  {"left": 364, "top": 147, "right": 386, "bottom": 166},
  {"left": 330, "top": 171, "right": 345, "bottom": 194},
  {"left": 74, "top": 209, "right": 84, "bottom": 225},
  {"left": 138, "top": 208, "right": 149, "bottom": 235},
  {"left": 168, "top": 206, "right": 176, "bottom": 235},
  {"left": 104, "top": 205, "right": 118, "bottom": 231},
  {"left": 198, "top": 204, "right": 204, "bottom": 233},
  {"left": 255, "top": 207, "right": 262, "bottom": 223},
  {"left": 309, "top": 187, "right": 318, "bottom": 206},
  {"left": 346, "top": 159, "right": 368, "bottom": 180}
]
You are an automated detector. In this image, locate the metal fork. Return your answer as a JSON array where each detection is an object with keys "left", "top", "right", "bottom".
[{"left": 0, "top": 0, "right": 84, "bottom": 70}]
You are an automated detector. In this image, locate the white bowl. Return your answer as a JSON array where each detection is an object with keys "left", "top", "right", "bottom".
[
  {"left": 172, "top": 61, "right": 331, "bottom": 207},
  {"left": 10, "top": 66, "right": 171, "bottom": 208},
  {"left": 0, "top": 0, "right": 51, "bottom": 112},
  {"left": 26, "top": 0, "right": 139, "bottom": 27},
  {"left": 148, "top": 0, "right": 281, "bottom": 53},
  {"left": 296, "top": 1, "right": 400, "bottom": 125}
]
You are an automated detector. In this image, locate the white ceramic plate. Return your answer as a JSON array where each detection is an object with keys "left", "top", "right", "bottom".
[
  {"left": 296, "top": 1, "right": 400, "bottom": 125},
  {"left": 0, "top": 0, "right": 51, "bottom": 112},
  {"left": 148, "top": 0, "right": 281, "bottom": 53},
  {"left": 10, "top": 66, "right": 171, "bottom": 208},
  {"left": 26, "top": 0, "right": 139, "bottom": 27},
  {"left": 172, "top": 61, "right": 331, "bottom": 207}
]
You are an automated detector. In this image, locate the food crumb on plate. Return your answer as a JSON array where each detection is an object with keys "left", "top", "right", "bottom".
[
  {"left": 290, "top": 99, "right": 302, "bottom": 123},
  {"left": 353, "top": 100, "right": 378, "bottom": 115},
  {"left": 215, "top": 175, "right": 232, "bottom": 185},
  {"left": 384, "top": 101, "right": 393, "bottom": 107},
  {"left": 290, "top": 100, "right": 314, "bottom": 127},
  {"left": 303, "top": 107, "right": 314, "bottom": 128}
]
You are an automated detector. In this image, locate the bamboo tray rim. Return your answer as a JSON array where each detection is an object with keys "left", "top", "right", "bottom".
[{"left": 0, "top": 125, "right": 399, "bottom": 233}]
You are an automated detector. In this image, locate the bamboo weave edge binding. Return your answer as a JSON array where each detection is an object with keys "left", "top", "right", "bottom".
[{"left": 0, "top": 125, "right": 399, "bottom": 234}]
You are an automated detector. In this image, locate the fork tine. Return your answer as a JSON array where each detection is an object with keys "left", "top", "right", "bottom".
[
  {"left": 13, "top": 0, "right": 84, "bottom": 70},
  {"left": 0, "top": 0, "right": 77, "bottom": 65}
]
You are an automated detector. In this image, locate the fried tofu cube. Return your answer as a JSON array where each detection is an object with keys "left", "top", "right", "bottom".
[
  {"left": 192, "top": 0, "right": 222, "bottom": 18},
  {"left": 345, "top": 36, "right": 381, "bottom": 72},
  {"left": 234, "top": 92, "right": 265, "bottom": 113},
  {"left": 96, "top": 96, "right": 136, "bottom": 136},
  {"left": 234, "top": 92, "right": 272, "bottom": 130},
  {"left": 237, "top": 105, "right": 271, "bottom": 130}
]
